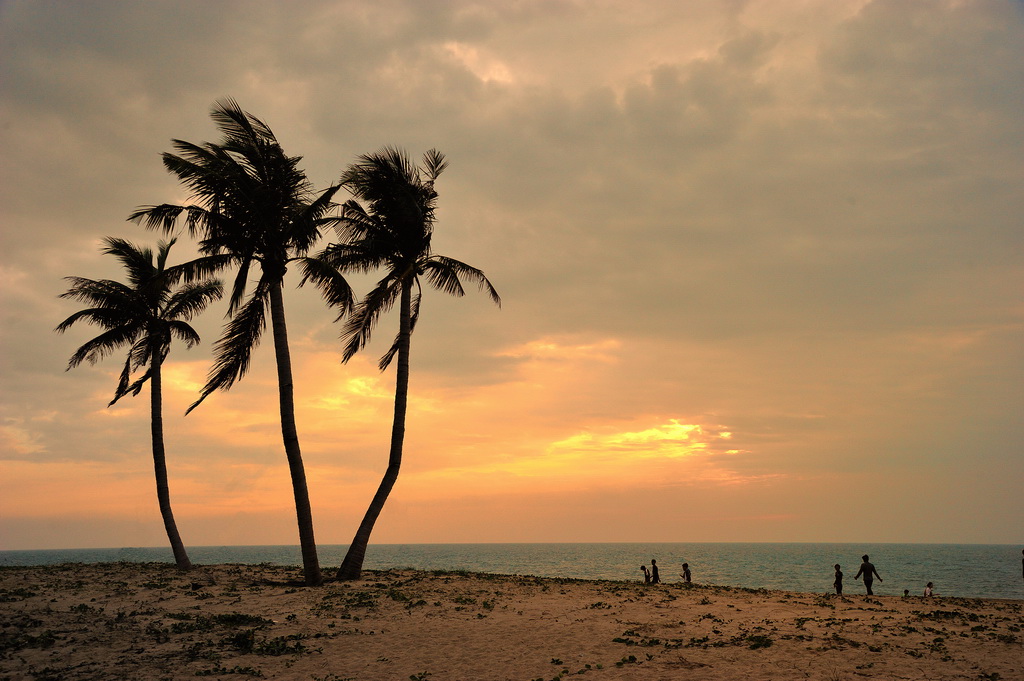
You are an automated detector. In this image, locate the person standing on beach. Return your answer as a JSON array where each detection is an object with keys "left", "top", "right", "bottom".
[
  {"left": 680, "top": 563, "right": 692, "bottom": 583},
  {"left": 924, "top": 582, "right": 934, "bottom": 597},
  {"left": 833, "top": 564, "right": 843, "bottom": 595},
  {"left": 650, "top": 559, "right": 660, "bottom": 584},
  {"left": 854, "top": 554, "right": 882, "bottom": 595},
  {"left": 641, "top": 565, "right": 651, "bottom": 584}
]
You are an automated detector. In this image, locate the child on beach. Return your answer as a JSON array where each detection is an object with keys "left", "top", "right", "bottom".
[
  {"left": 680, "top": 563, "right": 692, "bottom": 584},
  {"left": 833, "top": 564, "right": 843, "bottom": 595},
  {"left": 641, "top": 565, "right": 650, "bottom": 584},
  {"left": 924, "top": 582, "right": 934, "bottom": 597}
]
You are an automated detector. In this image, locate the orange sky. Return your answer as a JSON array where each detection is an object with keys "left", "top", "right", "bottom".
[{"left": 1, "top": 0, "right": 1022, "bottom": 550}]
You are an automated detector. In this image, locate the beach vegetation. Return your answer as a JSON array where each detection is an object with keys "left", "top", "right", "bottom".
[
  {"left": 131, "top": 100, "right": 350, "bottom": 587},
  {"left": 220, "top": 629, "right": 314, "bottom": 658},
  {"left": 745, "top": 634, "right": 774, "bottom": 649},
  {"left": 615, "top": 654, "right": 639, "bottom": 666},
  {"left": 195, "top": 664, "right": 264, "bottom": 677},
  {"left": 0, "top": 627, "right": 58, "bottom": 653},
  {"left": 317, "top": 147, "right": 500, "bottom": 581},
  {"left": 0, "top": 587, "right": 37, "bottom": 601},
  {"left": 55, "top": 237, "right": 222, "bottom": 571},
  {"left": 25, "top": 666, "right": 69, "bottom": 681}
]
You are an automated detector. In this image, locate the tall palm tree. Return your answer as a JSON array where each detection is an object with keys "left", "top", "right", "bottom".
[
  {"left": 130, "top": 100, "right": 351, "bottom": 586},
  {"left": 55, "top": 237, "right": 222, "bottom": 571},
  {"left": 315, "top": 147, "right": 500, "bottom": 581}
]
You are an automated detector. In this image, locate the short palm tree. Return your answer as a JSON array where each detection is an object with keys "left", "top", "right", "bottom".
[
  {"left": 314, "top": 147, "right": 500, "bottom": 581},
  {"left": 55, "top": 237, "right": 222, "bottom": 571},
  {"left": 130, "top": 100, "right": 351, "bottom": 586}
]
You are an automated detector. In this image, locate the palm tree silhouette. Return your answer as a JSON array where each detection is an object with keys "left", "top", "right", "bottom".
[
  {"left": 55, "top": 237, "right": 222, "bottom": 570},
  {"left": 314, "top": 147, "right": 500, "bottom": 581},
  {"left": 130, "top": 100, "right": 350, "bottom": 586}
]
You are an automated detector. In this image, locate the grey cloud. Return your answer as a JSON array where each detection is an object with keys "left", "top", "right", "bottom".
[{"left": 1, "top": 0, "right": 1021, "bottom": 544}]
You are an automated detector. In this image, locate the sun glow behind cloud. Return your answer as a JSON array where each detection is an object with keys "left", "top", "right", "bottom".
[
  {"left": 442, "top": 42, "right": 515, "bottom": 84},
  {"left": 1, "top": 0, "right": 1021, "bottom": 548}
]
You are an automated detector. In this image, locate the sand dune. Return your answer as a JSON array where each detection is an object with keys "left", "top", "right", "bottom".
[{"left": 1, "top": 562, "right": 1020, "bottom": 680}]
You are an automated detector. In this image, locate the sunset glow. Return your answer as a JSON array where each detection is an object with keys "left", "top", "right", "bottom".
[{"left": 1, "top": 0, "right": 1021, "bottom": 551}]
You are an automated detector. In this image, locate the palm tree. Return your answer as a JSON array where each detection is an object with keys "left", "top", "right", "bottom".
[
  {"left": 129, "top": 100, "right": 351, "bottom": 586},
  {"left": 55, "top": 237, "right": 222, "bottom": 571},
  {"left": 314, "top": 147, "right": 500, "bottom": 581}
]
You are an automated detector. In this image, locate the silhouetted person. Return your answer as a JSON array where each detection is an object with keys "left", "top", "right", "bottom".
[
  {"left": 924, "top": 582, "right": 934, "bottom": 597},
  {"left": 641, "top": 565, "right": 650, "bottom": 584},
  {"left": 903, "top": 589, "right": 910, "bottom": 598},
  {"left": 680, "top": 563, "right": 691, "bottom": 583},
  {"left": 854, "top": 554, "right": 882, "bottom": 595},
  {"left": 833, "top": 564, "right": 843, "bottom": 595},
  {"left": 650, "top": 558, "right": 660, "bottom": 584}
]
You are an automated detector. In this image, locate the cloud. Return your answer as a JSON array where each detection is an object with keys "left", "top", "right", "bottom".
[{"left": 1, "top": 0, "right": 1021, "bottom": 548}]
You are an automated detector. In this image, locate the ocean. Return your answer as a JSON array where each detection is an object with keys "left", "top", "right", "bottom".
[{"left": 1, "top": 543, "right": 1021, "bottom": 600}]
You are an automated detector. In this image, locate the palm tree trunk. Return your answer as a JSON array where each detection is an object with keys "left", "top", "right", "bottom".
[
  {"left": 150, "top": 358, "right": 192, "bottom": 570},
  {"left": 337, "top": 282, "right": 412, "bottom": 581},
  {"left": 269, "top": 282, "right": 323, "bottom": 586}
]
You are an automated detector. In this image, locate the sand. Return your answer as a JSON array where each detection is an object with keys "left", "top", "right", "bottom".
[{"left": 1, "top": 562, "right": 1020, "bottom": 681}]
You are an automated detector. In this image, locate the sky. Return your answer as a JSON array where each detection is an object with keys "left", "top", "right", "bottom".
[{"left": 1, "top": 0, "right": 1022, "bottom": 552}]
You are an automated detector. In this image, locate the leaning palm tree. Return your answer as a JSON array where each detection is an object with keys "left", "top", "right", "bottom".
[
  {"left": 55, "top": 237, "right": 222, "bottom": 571},
  {"left": 130, "top": 100, "right": 350, "bottom": 586},
  {"left": 314, "top": 147, "right": 500, "bottom": 581}
]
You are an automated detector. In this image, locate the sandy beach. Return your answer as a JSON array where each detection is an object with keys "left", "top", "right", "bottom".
[{"left": 1, "top": 563, "right": 1020, "bottom": 681}]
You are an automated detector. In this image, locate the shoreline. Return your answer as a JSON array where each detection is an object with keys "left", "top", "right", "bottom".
[
  {"left": 4, "top": 542, "right": 1020, "bottom": 602},
  {"left": 2, "top": 562, "right": 1021, "bottom": 680}
]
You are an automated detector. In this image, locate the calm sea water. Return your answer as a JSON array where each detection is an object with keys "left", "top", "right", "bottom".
[{"left": 1, "top": 543, "right": 1021, "bottom": 600}]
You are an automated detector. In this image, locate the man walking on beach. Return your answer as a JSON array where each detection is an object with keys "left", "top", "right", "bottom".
[
  {"left": 650, "top": 559, "right": 660, "bottom": 584},
  {"left": 854, "top": 554, "right": 882, "bottom": 595}
]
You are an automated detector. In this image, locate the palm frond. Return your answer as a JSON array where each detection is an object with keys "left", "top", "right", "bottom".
[
  {"left": 155, "top": 238, "right": 176, "bottom": 272},
  {"left": 422, "top": 148, "right": 448, "bottom": 182},
  {"left": 109, "top": 337, "right": 154, "bottom": 405},
  {"left": 163, "top": 253, "right": 232, "bottom": 285},
  {"left": 332, "top": 200, "right": 382, "bottom": 242},
  {"left": 55, "top": 306, "right": 132, "bottom": 335},
  {"left": 167, "top": 320, "right": 202, "bottom": 349},
  {"left": 163, "top": 279, "right": 224, "bottom": 321},
  {"left": 111, "top": 364, "right": 153, "bottom": 406},
  {"left": 101, "top": 237, "right": 156, "bottom": 287},
  {"left": 377, "top": 288, "right": 421, "bottom": 371},
  {"left": 63, "top": 324, "right": 141, "bottom": 369},
  {"left": 188, "top": 279, "right": 269, "bottom": 413},
  {"left": 58, "top": 278, "right": 138, "bottom": 312},
  {"left": 211, "top": 98, "right": 276, "bottom": 146},
  {"left": 227, "top": 257, "right": 253, "bottom": 315},
  {"left": 340, "top": 277, "right": 402, "bottom": 363},
  {"left": 128, "top": 203, "right": 187, "bottom": 234},
  {"left": 422, "top": 256, "right": 501, "bottom": 306},
  {"left": 111, "top": 344, "right": 138, "bottom": 404},
  {"left": 315, "top": 241, "right": 390, "bottom": 276},
  {"left": 295, "top": 255, "right": 354, "bottom": 319},
  {"left": 290, "top": 184, "right": 343, "bottom": 255},
  {"left": 340, "top": 147, "right": 430, "bottom": 232}
]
